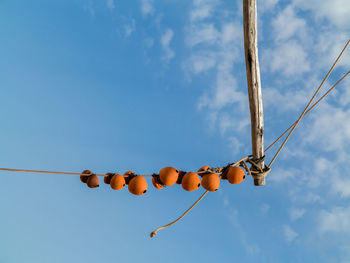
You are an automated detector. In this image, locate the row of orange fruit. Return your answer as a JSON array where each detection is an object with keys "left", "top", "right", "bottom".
[{"left": 80, "top": 166, "right": 246, "bottom": 195}]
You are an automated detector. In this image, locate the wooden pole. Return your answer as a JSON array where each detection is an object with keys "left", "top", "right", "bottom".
[{"left": 243, "top": 0, "right": 265, "bottom": 186}]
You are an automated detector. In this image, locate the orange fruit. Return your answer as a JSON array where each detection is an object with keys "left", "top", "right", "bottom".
[
  {"left": 159, "top": 167, "right": 179, "bottom": 186},
  {"left": 226, "top": 166, "right": 246, "bottom": 184},
  {"left": 110, "top": 174, "right": 126, "bottom": 190},
  {"left": 197, "top": 165, "right": 210, "bottom": 175},
  {"left": 87, "top": 174, "right": 100, "bottom": 188},
  {"left": 176, "top": 171, "right": 186, "bottom": 184},
  {"left": 152, "top": 177, "right": 164, "bottom": 190},
  {"left": 201, "top": 173, "right": 220, "bottom": 191},
  {"left": 104, "top": 173, "right": 113, "bottom": 184},
  {"left": 182, "top": 172, "right": 201, "bottom": 191},
  {"left": 128, "top": 176, "right": 148, "bottom": 195},
  {"left": 80, "top": 170, "right": 92, "bottom": 183}
]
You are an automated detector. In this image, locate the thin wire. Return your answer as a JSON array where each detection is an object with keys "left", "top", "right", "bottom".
[
  {"left": 150, "top": 190, "right": 209, "bottom": 238},
  {"left": 0, "top": 167, "right": 153, "bottom": 177},
  {"left": 268, "top": 39, "right": 350, "bottom": 168},
  {"left": 149, "top": 155, "right": 249, "bottom": 238},
  {"left": 265, "top": 70, "right": 350, "bottom": 152},
  {"left": 0, "top": 157, "right": 248, "bottom": 178},
  {"left": 0, "top": 167, "right": 238, "bottom": 177}
]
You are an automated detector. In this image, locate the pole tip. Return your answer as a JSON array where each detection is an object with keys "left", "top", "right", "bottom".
[{"left": 254, "top": 177, "right": 265, "bottom": 186}]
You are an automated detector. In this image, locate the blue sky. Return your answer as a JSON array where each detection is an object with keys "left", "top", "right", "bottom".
[{"left": 0, "top": 0, "right": 349, "bottom": 262}]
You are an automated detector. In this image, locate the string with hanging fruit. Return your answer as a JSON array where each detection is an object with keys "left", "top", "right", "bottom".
[{"left": 78, "top": 162, "right": 247, "bottom": 196}]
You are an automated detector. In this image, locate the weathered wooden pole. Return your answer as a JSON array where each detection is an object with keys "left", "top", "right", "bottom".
[{"left": 243, "top": 0, "right": 265, "bottom": 186}]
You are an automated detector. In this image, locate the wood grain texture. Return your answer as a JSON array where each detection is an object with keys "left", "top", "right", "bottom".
[{"left": 243, "top": 0, "right": 265, "bottom": 186}]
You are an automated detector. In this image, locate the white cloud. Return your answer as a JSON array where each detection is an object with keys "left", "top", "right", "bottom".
[
  {"left": 306, "top": 157, "right": 334, "bottom": 188},
  {"left": 269, "top": 168, "right": 297, "bottom": 182},
  {"left": 227, "top": 136, "right": 244, "bottom": 153},
  {"left": 263, "top": 87, "right": 309, "bottom": 112},
  {"left": 313, "top": 32, "right": 350, "bottom": 69},
  {"left": 303, "top": 105, "right": 350, "bottom": 152},
  {"left": 332, "top": 178, "right": 350, "bottom": 198},
  {"left": 218, "top": 113, "right": 237, "bottom": 134},
  {"left": 124, "top": 19, "right": 136, "bottom": 37},
  {"left": 223, "top": 196, "right": 229, "bottom": 206},
  {"left": 184, "top": 22, "right": 240, "bottom": 75},
  {"left": 293, "top": 0, "right": 350, "bottom": 29},
  {"left": 318, "top": 206, "right": 350, "bottom": 234},
  {"left": 197, "top": 0, "right": 350, "bottom": 257},
  {"left": 186, "top": 23, "right": 220, "bottom": 47},
  {"left": 289, "top": 189, "right": 322, "bottom": 204},
  {"left": 260, "top": 203, "right": 270, "bottom": 214},
  {"left": 190, "top": 0, "right": 217, "bottom": 22},
  {"left": 259, "top": 0, "right": 279, "bottom": 12},
  {"left": 106, "top": 0, "right": 115, "bottom": 10},
  {"left": 221, "top": 22, "right": 242, "bottom": 44},
  {"left": 262, "top": 0, "right": 350, "bottom": 81},
  {"left": 272, "top": 5, "right": 307, "bottom": 41},
  {"left": 141, "top": 0, "right": 154, "bottom": 17},
  {"left": 185, "top": 0, "right": 248, "bottom": 142},
  {"left": 189, "top": 30, "right": 244, "bottom": 110},
  {"left": 144, "top": 37, "right": 154, "bottom": 48},
  {"left": 187, "top": 51, "right": 217, "bottom": 74},
  {"left": 160, "top": 29, "right": 175, "bottom": 63},
  {"left": 304, "top": 192, "right": 321, "bottom": 204},
  {"left": 289, "top": 207, "right": 306, "bottom": 221},
  {"left": 283, "top": 225, "right": 298, "bottom": 242},
  {"left": 84, "top": 0, "right": 95, "bottom": 17},
  {"left": 198, "top": 64, "right": 243, "bottom": 111},
  {"left": 230, "top": 209, "right": 261, "bottom": 255},
  {"left": 263, "top": 40, "right": 310, "bottom": 77},
  {"left": 338, "top": 78, "right": 350, "bottom": 106}
]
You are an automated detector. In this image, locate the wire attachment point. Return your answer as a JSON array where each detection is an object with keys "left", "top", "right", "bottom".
[{"left": 244, "top": 156, "right": 271, "bottom": 186}]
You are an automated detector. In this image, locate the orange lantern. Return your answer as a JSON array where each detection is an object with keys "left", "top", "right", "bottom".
[
  {"left": 128, "top": 175, "right": 148, "bottom": 195},
  {"left": 201, "top": 173, "right": 220, "bottom": 191},
  {"left": 110, "top": 174, "right": 126, "bottom": 190},
  {"left": 182, "top": 172, "right": 201, "bottom": 191},
  {"left": 87, "top": 174, "right": 100, "bottom": 188},
  {"left": 159, "top": 167, "right": 179, "bottom": 186},
  {"left": 226, "top": 166, "right": 246, "bottom": 184},
  {"left": 152, "top": 176, "right": 164, "bottom": 190}
]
